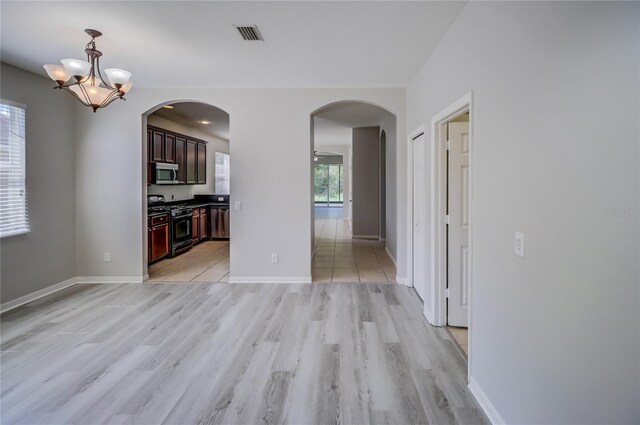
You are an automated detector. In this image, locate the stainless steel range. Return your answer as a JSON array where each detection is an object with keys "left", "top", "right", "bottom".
[{"left": 148, "top": 195, "right": 193, "bottom": 257}]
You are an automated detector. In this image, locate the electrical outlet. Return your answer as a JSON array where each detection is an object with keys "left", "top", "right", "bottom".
[
  {"left": 235, "top": 201, "right": 242, "bottom": 211},
  {"left": 271, "top": 253, "right": 278, "bottom": 263},
  {"left": 514, "top": 232, "right": 525, "bottom": 258},
  {"left": 104, "top": 252, "right": 111, "bottom": 262}
]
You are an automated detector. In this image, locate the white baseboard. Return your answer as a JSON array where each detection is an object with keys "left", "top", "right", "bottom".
[
  {"left": 396, "top": 276, "right": 411, "bottom": 287},
  {"left": 143, "top": 274, "right": 150, "bottom": 282},
  {"left": 0, "top": 277, "right": 79, "bottom": 313},
  {"left": 384, "top": 246, "right": 397, "bottom": 267},
  {"left": 76, "top": 276, "right": 145, "bottom": 284},
  {"left": 422, "top": 306, "right": 435, "bottom": 324},
  {"left": 468, "top": 376, "right": 505, "bottom": 425},
  {"left": 228, "top": 276, "right": 312, "bottom": 284}
]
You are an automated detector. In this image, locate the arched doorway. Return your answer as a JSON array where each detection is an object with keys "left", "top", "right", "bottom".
[
  {"left": 310, "top": 101, "right": 397, "bottom": 284},
  {"left": 141, "top": 101, "right": 231, "bottom": 282}
]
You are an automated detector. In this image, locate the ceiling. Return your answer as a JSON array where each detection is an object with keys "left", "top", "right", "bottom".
[
  {"left": 152, "top": 102, "right": 230, "bottom": 140},
  {"left": 314, "top": 101, "right": 393, "bottom": 146},
  {"left": 0, "top": 1, "right": 466, "bottom": 88}
]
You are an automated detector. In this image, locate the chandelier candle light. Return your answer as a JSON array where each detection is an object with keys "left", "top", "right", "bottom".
[{"left": 44, "top": 29, "right": 132, "bottom": 112}]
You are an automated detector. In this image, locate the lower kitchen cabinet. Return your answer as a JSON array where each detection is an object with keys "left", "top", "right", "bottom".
[
  {"left": 192, "top": 207, "right": 208, "bottom": 243},
  {"left": 148, "top": 214, "right": 169, "bottom": 263}
]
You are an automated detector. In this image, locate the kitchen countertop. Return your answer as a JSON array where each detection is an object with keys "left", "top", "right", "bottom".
[{"left": 147, "top": 202, "right": 230, "bottom": 217}]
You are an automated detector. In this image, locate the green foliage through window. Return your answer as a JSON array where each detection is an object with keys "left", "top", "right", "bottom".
[{"left": 314, "top": 164, "right": 343, "bottom": 204}]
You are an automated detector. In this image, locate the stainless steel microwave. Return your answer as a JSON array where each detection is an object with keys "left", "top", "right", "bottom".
[{"left": 152, "top": 162, "right": 179, "bottom": 184}]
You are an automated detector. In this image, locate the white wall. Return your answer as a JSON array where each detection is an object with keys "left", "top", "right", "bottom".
[
  {"left": 352, "top": 126, "right": 380, "bottom": 237},
  {"left": 380, "top": 115, "right": 397, "bottom": 261},
  {"left": 0, "top": 63, "right": 76, "bottom": 303},
  {"left": 146, "top": 115, "right": 229, "bottom": 201},
  {"left": 75, "top": 89, "right": 406, "bottom": 282},
  {"left": 407, "top": 2, "right": 639, "bottom": 424}
]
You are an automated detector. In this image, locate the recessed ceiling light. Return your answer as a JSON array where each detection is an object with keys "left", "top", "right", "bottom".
[
  {"left": 198, "top": 120, "right": 211, "bottom": 124},
  {"left": 163, "top": 105, "right": 174, "bottom": 109}
]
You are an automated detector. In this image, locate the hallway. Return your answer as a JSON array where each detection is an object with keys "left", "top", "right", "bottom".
[{"left": 313, "top": 216, "right": 396, "bottom": 283}]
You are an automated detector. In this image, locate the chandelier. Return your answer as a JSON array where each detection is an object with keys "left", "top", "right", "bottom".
[{"left": 43, "top": 29, "right": 132, "bottom": 112}]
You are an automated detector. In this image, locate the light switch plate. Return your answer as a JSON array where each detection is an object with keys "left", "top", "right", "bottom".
[
  {"left": 271, "top": 253, "right": 279, "bottom": 263},
  {"left": 234, "top": 201, "right": 242, "bottom": 211},
  {"left": 514, "top": 232, "right": 525, "bottom": 258}
]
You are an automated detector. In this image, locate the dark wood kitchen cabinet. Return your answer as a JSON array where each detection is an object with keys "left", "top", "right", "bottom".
[
  {"left": 148, "top": 214, "right": 169, "bottom": 263},
  {"left": 151, "top": 130, "right": 164, "bottom": 162},
  {"left": 147, "top": 129, "right": 153, "bottom": 185},
  {"left": 197, "top": 142, "right": 206, "bottom": 184},
  {"left": 164, "top": 133, "right": 176, "bottom": 164},
  {"left": 147, "top": 125, "right": 207, "bottom": 185},
  {"left": 199, "top": 207, "right": 208, "bottom": 241},
  {"left": 186, "top": 140, "right": 197, "bottom": 184},
  {"left": 192, "top": 207, "right": 208, "bottom": 243},
  {"left": 175, "top": 137, "right": 186, "bottom": 183},
  {"left": 192, "top": 213, "right": 199, "bottom": 242}
]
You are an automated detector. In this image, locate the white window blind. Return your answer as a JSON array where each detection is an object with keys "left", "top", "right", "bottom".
[
  {"left": 215, "top": 152, "right": 230, "bottom": 194},
  {"left": 0, "top": 100, "right": 29, "bottom": 238}
]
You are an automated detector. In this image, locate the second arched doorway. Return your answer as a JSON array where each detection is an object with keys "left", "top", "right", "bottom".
[{"left": 310, "top": 101, "right": 397, "bottom": 284}]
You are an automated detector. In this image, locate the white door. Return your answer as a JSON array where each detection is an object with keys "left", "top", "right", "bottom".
[
  {"left": 412, "top": 134, "right": 426, "bottom": 300},
  {"left": 447, "top": 122, "right": 470, "bottom": 327}
]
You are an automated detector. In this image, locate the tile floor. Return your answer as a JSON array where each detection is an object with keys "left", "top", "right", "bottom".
[
  {"left": 448, "top": 326, "right": 469, "bottom": 356},
  {"left": 313, "top": 217, "right": 397, "bottom": 283},
  {"left": 148, "top": 241, "right": 230, "bottom": 282}
]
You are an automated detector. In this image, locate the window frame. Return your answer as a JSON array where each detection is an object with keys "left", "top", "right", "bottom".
[
  {"left": 0, "top": 98, "right": 29, "bottom": 239},
  {"left": 214, "top": 151, "right": 230, "bottom": 195}
]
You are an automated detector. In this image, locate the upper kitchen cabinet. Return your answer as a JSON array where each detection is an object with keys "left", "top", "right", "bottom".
[
  {"left": 148, "top": 125, "right": 208, "bottom": 185},
  {"left": 164, "top": 133, "right": 176, "bottom": 164},
  {"left": 151, "top": 129, "right": 164, "bottom": 162},
  {"left": 175, "top": 137, "right": 186, "bottom": 184},
  {"left": 197, "top": 142, "right": 206, "bottom": 184},
  {"left": 186, "top": 139, "right": 198, "bottom": 184}
]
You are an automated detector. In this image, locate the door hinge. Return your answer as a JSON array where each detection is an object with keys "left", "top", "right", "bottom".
[
  {"left": 445, "top": 140, "right": 450, "bottom": 150},
  {"left": 445, "top": 214, "right": 450, "bottom": 224},
  {"left": 445, "top": 288, "right": 450, "bottom": 298}
]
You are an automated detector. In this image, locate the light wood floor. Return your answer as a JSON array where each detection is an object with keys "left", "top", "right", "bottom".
[
  {"left": 0, "top": 282, "right": 487, "bottom": 425},
  {"left": 148, "top": 241, "right": 230, "bottom": 282},
  {"left": 313, "top": 218, "right": 397, "bottom": 283}
]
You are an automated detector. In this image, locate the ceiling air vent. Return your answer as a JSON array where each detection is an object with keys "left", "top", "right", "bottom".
[{"left": 234, "top": 25, "right": 263, "bottom": 41}]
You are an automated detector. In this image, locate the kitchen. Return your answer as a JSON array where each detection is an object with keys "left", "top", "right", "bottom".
[{"left": 145, "top": 102, "right": 231, "bottom": 282}]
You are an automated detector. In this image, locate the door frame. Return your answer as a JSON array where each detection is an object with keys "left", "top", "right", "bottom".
[
  {"left": 405, "top": 126, "right": 425, "bottom": 290},
  {"left": 430, "top": 92, "right": 474, "bottom": 377}
]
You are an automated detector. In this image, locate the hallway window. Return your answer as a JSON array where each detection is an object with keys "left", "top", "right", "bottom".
[
  {"left": 0, "top": 100, "right": 29, "bottom": 238},
  {"left": 314, "top": 163, "right": 343, "bottom": 206},
  {"left": 215, "top": 152, "right": 230, "bottom": 194}
]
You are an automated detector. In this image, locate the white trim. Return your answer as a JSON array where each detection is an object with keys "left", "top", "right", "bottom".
[
  {"left": 395, "top": 276, "right": 411, "bottom": 286},
  {"left": 429, "top": 92, "right": 475, "bottom": 380},
  {"left": 0, "top": 277, "right": 78, "bottom": 313},
  {"left": 0, "top": 228, "right": 30, "bottom": 239},
  {"left": 228, "top": 276, "right": 312, "bottom": 284},
  {"left": 468, "top": 376, "right": 505, "bottom": 425},
  {"left": 143, "top": 274, "right": 150, "bottom": 282},
  {"left": 76, "top": 276, "right": 146, "bottom": 284},
  {"left": 406, "top": 126, "right": 425, "bottom": 293},
  {"left": 422, "top": 306, "right": 434, "bottom": 324},
  {"left": 430, "top": 92, "right": 473, "bottom": 327},
  {"left": 0, "top": 98, "right": 27, "bottom": 110},
  {"left": 352, "top": 234, "right": 379, "bottom": 240},
  {"left": 384, "top": 246, "right": 397, "bottom": 267}
]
